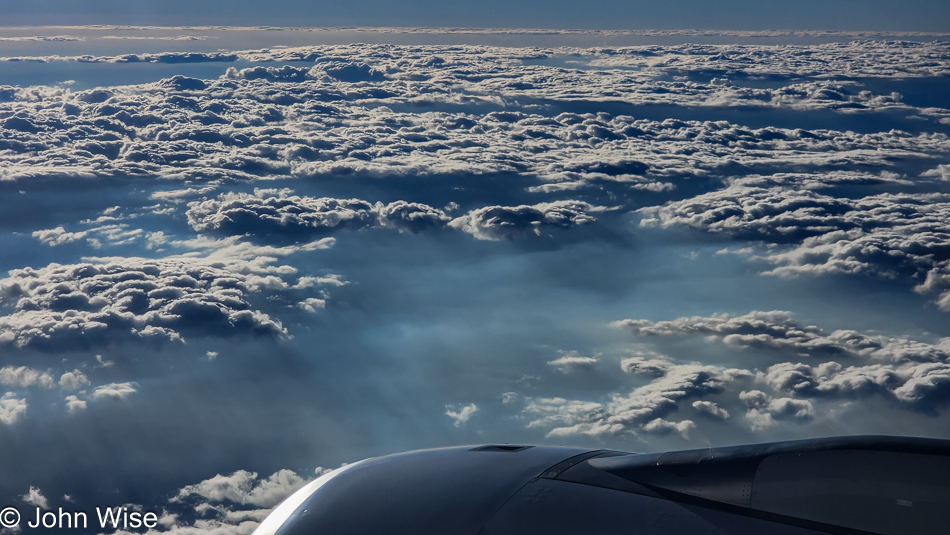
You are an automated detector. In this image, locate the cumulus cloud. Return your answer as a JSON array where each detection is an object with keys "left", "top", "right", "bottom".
[
  {"left": 640, "top": 180, "right": 950, "bottom": 308},
  {"left": 0, "top": 393, "right": 27, "bottom": 424},
  {"left": 185, "top": 189, "right": 449, "bottom": 240},
  {"left": 524, "top": 360, "right": 751, "bottom": 439},
  {"left": 619, "top": 352, "right": 674, "bottom": 376},
  {"left": 619, "top": 310, "right": 950, "bottom": 412},
  {"left": 521, "top": 311, "right": 950, "bottom": 438},
  {"left": 91, "top": 382, "right": 138, "bottom": 400},
  {"left": 449, "top": 201, "right": 607, "bottom": 241},
  {"left": 642, "top": 417, "right": 696, "bottom": 439},
  {"left": 445, "top": 403, "right": 479, "bottom": 427},
  {"left": 174, "top": 469, "right": 307, "bottom": 508},
  {"left": 32, "top": 226, "right": 88, "bottom": 246},
  {"left": 547, "top": 351, "right": 598, "bottom": 373},
  {"left": 21, "top": 486, "right": 49, "bottom": 509},
  {"left": 0, "top": 366, "right": 55, "bottom": 389},
  {"left": 187, "top": 190, "right": 378, "bottom": 237},
  {"left": 616, "top": 310, "right": 950, "bottom": 363},
  {"left": 740, "top": 390, "right": 815, "bottom": 431},
  {"left": 4, "top": 41, "right": 940, "bottom": 201},
  {"left": 0, "top": 257, "right": 297, "bottom": 350},
  {"left": 375, "top": 201, "right": 450, "bottom": 233},
  {"left": 297, "top": 297, "right": 326, "bottom": 313},
  {"left": 65, "top": 395, "right": 87, "bottom": 413},
  {"left": 104, "top": 466, "right": 321, "bottom": 535},
  {"left": 59, "top": 370, "right": 90, "bottom": 390},
  {"left": 691, "top": 400, "right": 730, "bottom": 419}
]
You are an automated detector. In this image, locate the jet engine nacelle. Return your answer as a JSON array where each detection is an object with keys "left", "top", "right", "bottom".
[{"left": 254, "top": 436, "right": 950, "bottom": 535}]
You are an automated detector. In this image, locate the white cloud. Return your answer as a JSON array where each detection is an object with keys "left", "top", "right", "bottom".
[
  {"left": 184, "top": 189, "right": 450, "bottom": 241},
  {"left": 547, "top": 351, "right": 598, "bottom": 373},
  {"left": 187, "top": 190, "right": 378, "bottom": 236},
  {"left": 740, "top": 390, "right": 815, "bottom": 431},
  {"left": 640, "top": 180, "right": 950, "bottom": 308},
  {"left": 619, "top": 352, "right": 673, "bottom": 376},
  {"left": 0, "top": 393, "right": 27, "bottom": 424},
  {"left": 449, "top": 201, "right": 607, "bottom": 241},
  {"left": 91, "top": 382, "right": 138, "bottom": 400},
  {"left": 445, "top": 403, "right": 479, "bottom": 427},
  {"left": 642, "top": 417, "right": 696, "bottom": 439},
  {"left": 59, "top": 370, "right": 91, "bottom": 391},
  {"left": 524, "top": 358, "right": 752, "bottom": 439},
  {"left": 692, "top": 400, "right": 730, "bottom": 419},
  {"left": 618, "top": 310, "right": 950, "bottom": 412},
  {"left": 500, "top": 392, "right": 519, "bottom": 405},
  {"left": 0, "top": 257, "right": 297, "bottom": 350},
  {"left": 174, "top": 469, "right": 307, "bottom": 508},
  {"left": 522, "top": 311, "right": 950, "bottom": 438},
  {"left": 65, "top": 395, "right": 87, "bottom": 413},
  {"left": 20, "top": 486, "right": 49, "bottom": 509},
  {"left": 297, "top": 298, "right": 326, "bottom": 313},
  {"left": 0, "top": 366, "right": 55, "bottom": 389},
  {"left": 32, "top": 226, "right": 88, "bottom": 246}
]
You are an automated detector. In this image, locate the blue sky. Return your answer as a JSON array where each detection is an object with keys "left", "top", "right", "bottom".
[{"left": 6, "top": 0, "right": 950, "bottom": 31}]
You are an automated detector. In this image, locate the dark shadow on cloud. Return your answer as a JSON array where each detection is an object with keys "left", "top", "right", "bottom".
[{"left": 186, "top": 190, "right": 453, "bottom": 243}]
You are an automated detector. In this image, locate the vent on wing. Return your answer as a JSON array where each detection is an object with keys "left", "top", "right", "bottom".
[{"left": 469, "top": 445, "right": 534, "bottom": 453}]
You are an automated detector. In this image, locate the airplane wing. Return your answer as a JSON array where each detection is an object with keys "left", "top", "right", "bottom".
[{"left": 254, "top": 436, "right": 950, "bottom": 535}]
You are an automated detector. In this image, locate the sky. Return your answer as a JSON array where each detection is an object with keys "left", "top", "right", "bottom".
[
  {"left": 0, "top": 14, "right": 949, "bottom": 535},
  {"left": 4, "top": 1, "right": 950, "bottom": 31}
]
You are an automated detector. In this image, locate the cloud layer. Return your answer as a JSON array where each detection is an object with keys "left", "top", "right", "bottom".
[
  {"left": 0, "top": 258, "right": 289, "bottom": 349},
  {"left": 640, "top": 177, "right": 950, "bottom": 308},
  {"left": 520, "top": 311, "right": 950, "bottom": 439}
]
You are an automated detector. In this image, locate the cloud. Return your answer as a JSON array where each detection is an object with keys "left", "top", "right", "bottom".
[
  {"left": 174, "top": 469, "right": 307, "bottom": 508},
  {"left": 740, "top": 390, "right": 815, "bottom": 431},
  {"left": 297, "top": 297, "right": 326, "bottom": 313},
  {"left": 616, "top": 310, "right": 950, "bottom": 363},
  {"left": 521, "top": 311, "right": 950, "bottom": 438},
  {"left": 59, "top": 370, "right": 91, "bottom": 390},
  {"left": 445, "top": 403, "right": 479, "bottom": 427},
  {"left": 547, "top": 351, "right": 598, "bottom": 373},
  {"left": 619, "top": 352, "right": 674, "bottom": 377},
  {"left": 375, "top": 201, "right": 450, "bottom": 233},
  {"left": 0, "top": 393, "right": 27, "bottom": 424},
  {"left": 642, "top": 417, "right": 696, "bottom": 439},
  {"left": 619, "top": 310, "right": 950, "bottom": 412},
  {"left": 91, "top": 382, "right": 138, "bottom": 400},
  {"left": 691, "top": 400, "right": 730, "bottom": 419},
  {"left": 0, "top": 257, "right": 297, "bottom": 350},
  {"left": 65, "top": 395, "right": 87, "bottom": 413},
  {"left": 0, "top": 366, "right": 55, "bottom": 389},
  {"left": 449, "top": 201, "right": 607, "bottom": 241},
  {"left": 150, "top": 186, "right": 218, "bottom": 202},
  {"left": 10, "top": 42, "right": 939, "bottom": 193},
  {"left": 108, "top": 466, "right": 320, "bottom": 535},
  {"left": 33, "top": 226, "right": 88, "bottom": 246},
  {"left": 21, "top": 486, "right": 49, "bottom": 509},
  {"left": 639, "top": 180, "right": 950, "bottom": 308},
  {"left": 524, "top": 361, "right": 751, "bottom": 439},
  {"left": 185, "top": 189, "right": 449, "bottom": 241},
  {"left": 187, "top": 190, "right": 378, "bottom": 238}
]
